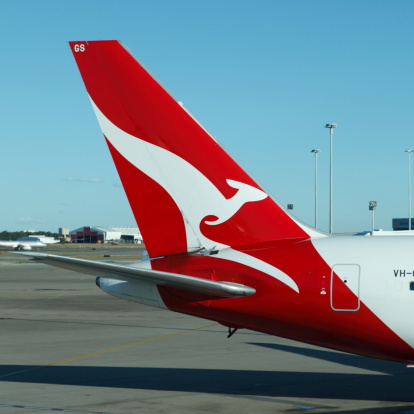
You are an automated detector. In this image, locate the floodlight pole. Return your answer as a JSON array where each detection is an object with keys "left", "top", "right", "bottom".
[
  {"left": 369, "top": 201, "right": 377, "bottom": 234},
  {"left": 372, "top": 207, "right": 375, "bottom": 233},
  {"left": 405, "top": 149, "right": 414, "bottom": 230},
  {"left": 325, "top": 124, "right": 337, "bottom": 234},
  {"left": 311, "top": 149, "right": 321, "bottom": 229}
]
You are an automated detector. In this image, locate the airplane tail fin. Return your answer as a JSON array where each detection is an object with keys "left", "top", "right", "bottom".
[{"left": 69, "top": 41, "right": 319, "bottom": 258}]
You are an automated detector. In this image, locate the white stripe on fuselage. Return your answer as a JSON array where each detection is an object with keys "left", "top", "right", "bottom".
[{"left": 312, "top": 236, "right": 414, "bottom": 349}]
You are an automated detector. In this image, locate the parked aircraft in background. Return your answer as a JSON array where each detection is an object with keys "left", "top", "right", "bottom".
[
  {"left": 18, "top": 40, "right": 414, "bottom": 365},
  {"left": 1, "top": 240, "right": 46, "bottom": 250}
]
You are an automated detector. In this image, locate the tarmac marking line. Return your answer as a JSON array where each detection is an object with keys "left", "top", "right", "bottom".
[
  {"left": 0, "top": 322, "right": 217, "bottom": 380},
  {"left": 0, "top": 403, "right": 111, "bottom": 413},
  {"left": 45, "top": 322, "right": 217, "bottom": 366}
]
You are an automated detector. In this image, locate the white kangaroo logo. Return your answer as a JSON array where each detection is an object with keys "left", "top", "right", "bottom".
[
  {"left": 90, "top": 98, "right": 268, "bottom": 246},
  {"left": 204, "top": 180, "right": 267, "bottom": 225},
  {"left": 90, "top": 98, "right": 299, "bottom": 293}
]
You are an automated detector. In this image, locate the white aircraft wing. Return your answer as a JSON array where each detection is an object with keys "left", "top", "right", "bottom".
[{"left": 15, "top": 252, "right": 255, "bottom": 298}]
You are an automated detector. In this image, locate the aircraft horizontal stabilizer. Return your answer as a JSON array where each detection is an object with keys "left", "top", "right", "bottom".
[{"left": 14, "top": 252, "right": 255, "bottom": 298}]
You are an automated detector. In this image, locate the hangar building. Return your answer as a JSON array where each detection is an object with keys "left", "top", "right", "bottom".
[
  {"left": 69, "top": 226, "right": 142, "bottom": 244},
  {"left": 18, "top": 235, "right": 60, "bottom": 244}
]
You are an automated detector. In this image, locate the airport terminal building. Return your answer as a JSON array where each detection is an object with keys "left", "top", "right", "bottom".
[
  {"left": 69, "top": 226, "right": 142, "bottom": 244},
  {"left": 392, "top": 218, "right": 414, "bottom": 231}
]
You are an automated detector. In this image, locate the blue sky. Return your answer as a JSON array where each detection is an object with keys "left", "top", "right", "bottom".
[{"left": 1, "top": 0, "right": 414, "bottom": 234}]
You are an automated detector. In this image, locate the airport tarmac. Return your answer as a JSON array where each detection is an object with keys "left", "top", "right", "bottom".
[{"left": 1, "top": 247, "right": 414, "bottom": 414}]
